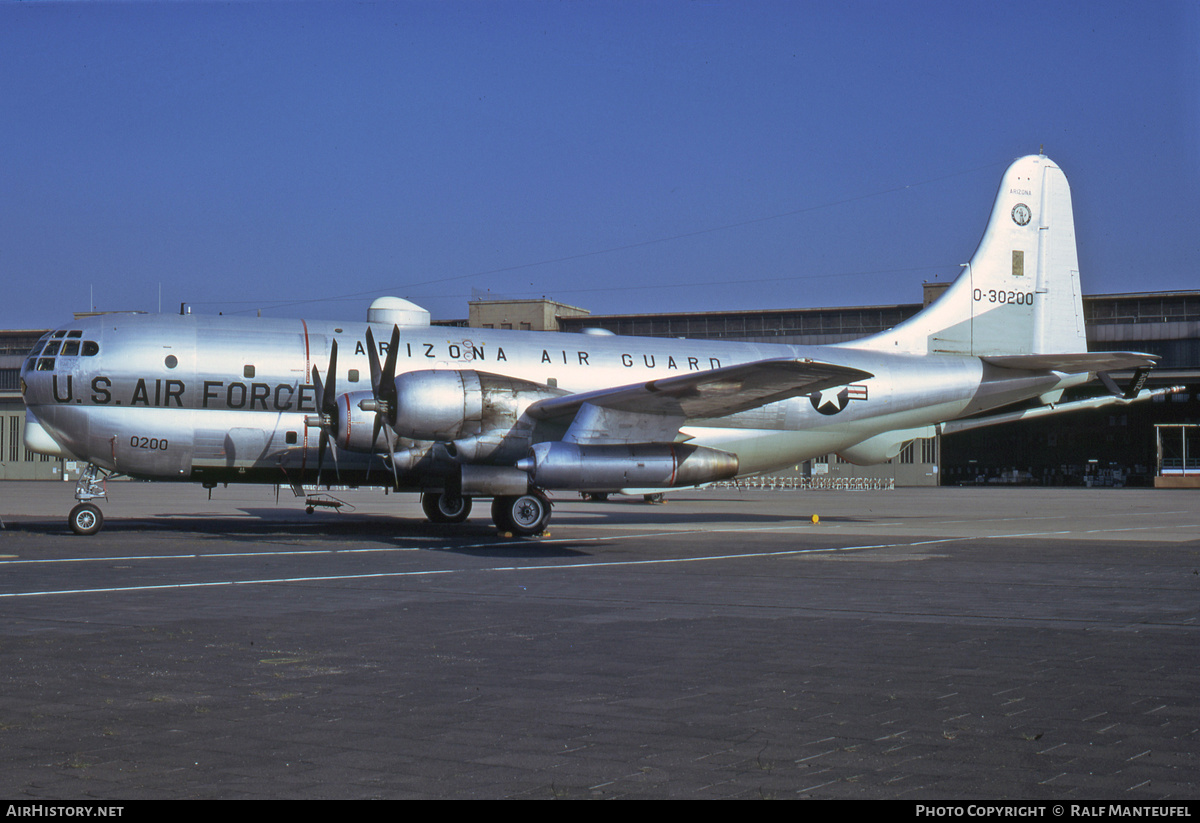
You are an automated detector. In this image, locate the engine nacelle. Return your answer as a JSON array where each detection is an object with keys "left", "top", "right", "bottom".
[
  {"left": 516, "top": 441, "right": 739, "bottom": 491},
  {"left": 331, "top": 390, "right": 396, "bottom": 453},
  {"left": 391, "top": 370, "right": 562, "bottom": 461}
]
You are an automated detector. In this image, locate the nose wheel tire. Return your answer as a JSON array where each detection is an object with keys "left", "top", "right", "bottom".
[
  {"left": 69, "top": 503, "right": 104, "bottom": 536},
  {"left": 421, "top": 491, "right": 473, "bottom": 524},
  {"left": 491, "top": 494, "right": 551, "bottom": 536}
]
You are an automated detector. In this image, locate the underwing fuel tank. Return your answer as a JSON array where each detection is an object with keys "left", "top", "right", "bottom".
[{"left": 516, "top": 441, "right": 738, "bottom": 490}]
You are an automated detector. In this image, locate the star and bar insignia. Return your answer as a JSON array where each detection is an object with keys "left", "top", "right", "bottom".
[{"left": 809, "top": 384, "right": 868, "bottom": 415}]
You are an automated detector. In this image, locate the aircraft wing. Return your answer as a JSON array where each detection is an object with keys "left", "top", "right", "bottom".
[
  {"left": 981, "top": 352, "right": 1159, "bottom": 373},
  {"left": 527, "top": 358, "right": 873, "bottom": 442}
]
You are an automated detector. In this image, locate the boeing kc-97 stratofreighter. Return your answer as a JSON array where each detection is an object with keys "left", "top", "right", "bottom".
[{"left": 20, "top": 154, "right": 1178, "bottom": 536}]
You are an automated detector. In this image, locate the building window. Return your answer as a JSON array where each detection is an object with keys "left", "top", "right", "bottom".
[
  {"left": 12, "top": 416, "right": 23, "bottom": 461},
  {"left": 921, "top": 437, "right": 938, "bottom": 464}
]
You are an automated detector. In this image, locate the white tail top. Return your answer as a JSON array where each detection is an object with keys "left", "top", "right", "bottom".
[{"left": 843, "top": 154, "right": 1088, "bottom": 357}]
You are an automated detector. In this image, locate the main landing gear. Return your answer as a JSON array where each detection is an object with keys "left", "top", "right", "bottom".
[
  {"left": 421, "top": 490, "right": 551, "bottom": 536},
  {"left": 491, "top": 493, "right": 551, "bottom": 537},
  {"left": 68, "top": 464, "right": 109, "bottom": 535},
  {"left": 421, "top": 490, "right": 473, "bottom": 523}
]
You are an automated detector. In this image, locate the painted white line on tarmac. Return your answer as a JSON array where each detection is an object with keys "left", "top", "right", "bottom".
[
  {"left": 0, "top": 535, "right": 931, "bottom": 599},
  {"left": 3, "top": 517, "right": 1196, "bottom": 599}
]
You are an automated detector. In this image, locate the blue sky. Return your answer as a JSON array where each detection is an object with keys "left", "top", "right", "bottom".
[{"left": 2, "top": 0, "right": 1197, "bottom": 330}]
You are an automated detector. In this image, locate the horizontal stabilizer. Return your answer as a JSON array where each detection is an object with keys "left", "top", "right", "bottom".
[
  {"left": 526, "top": 358, "right": 873, "bottom": 423},
  {"left": 981, "top": 351, "right": 1158, "bottom": 373}
]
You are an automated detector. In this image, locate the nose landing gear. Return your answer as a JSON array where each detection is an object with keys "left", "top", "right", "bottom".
[
  {"left": 68, "top": 463, "right": 110, "bottom": 535},
  {"left": 69, "top": 502, "right": 104, "bottom": 536}
]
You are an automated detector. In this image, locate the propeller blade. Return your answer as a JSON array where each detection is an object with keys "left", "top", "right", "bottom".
[
  {"left": 365, "top": 411, "right": 383, "bottom": 484},
  {"left": 366, "top": 326, "right": 382, "bottom": 396},
  {"left": 380, "top": 325, "right": 400, "bottom": 420},
  {"left": 364, "top": 324, "right": 402, "bottom": 486},
  {"left": 371, "top": 413, "right": 383, "bottom": 453},
  {"left": 379, "top": 325, "right": 401, "bottom": 487},
  {"left": 329, "top": 431, "right": 340, "bottom": 484},
  {"left": 382, "top": 325, "right": 400, "bottom": 381},
  {"left": 315, "top": 434, "right": 341, "bottom": 487},
  {"left": 311, "top": 339, "right": 341, "bottom": 487},
  {"left": 323, "top": 339, "right": 339, "bottom": 418},
  {"left": 383, "top": 421, "right": 399, "bottom": 487},
  {"left": 316, "top": 428, "right": 328, "bottom": 488},
  {"left": 311, "top": 363, "right": 325, "bottom": 411}
]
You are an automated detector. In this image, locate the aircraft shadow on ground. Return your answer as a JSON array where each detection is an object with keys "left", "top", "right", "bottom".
[
  {"left": 2, "top": 505, "right": 870, "bottom": 558},
  {"left": 2, "top": 510, "right": 587, "bottom": 557},
  {"left": 5, "top": 507, "right": 868, "bottom": 530},
  {"left": 548, "top": 508, "right": 866, "bottom": 527}
]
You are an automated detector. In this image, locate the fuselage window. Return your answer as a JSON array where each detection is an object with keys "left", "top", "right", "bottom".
[
  {"left": 82, "top": 341, "right": 99, "bottom": 356},
  {"left": 348, "top": 369, "right": 360, "bottom": 383},
  {"left": 244, "top": 365, "right": 255, "bottom": 378}
]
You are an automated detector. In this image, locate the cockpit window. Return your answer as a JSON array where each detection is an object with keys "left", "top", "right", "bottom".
[{"left": 25, "top": 332, "right": 95, "bottom": 368}]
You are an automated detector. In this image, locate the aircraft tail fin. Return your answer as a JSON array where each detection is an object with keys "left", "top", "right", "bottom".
[{"left": 842, "top": 154, "right": 1088, "bottom": 357}]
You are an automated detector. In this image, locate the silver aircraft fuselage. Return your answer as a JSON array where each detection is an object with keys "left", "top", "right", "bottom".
[{"left": 19, "top": 311, "right": 1080, "bottom": 488}]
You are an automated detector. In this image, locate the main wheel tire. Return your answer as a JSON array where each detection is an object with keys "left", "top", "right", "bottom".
[
  {"left": 491, "top": 494, "right": 551, "bottom": 536},
  {"left": 422, "top": 491, "right": 473, "bottom": 523},
  {"left": 69, "top": 503, "right": 104, "bottom": 536}
]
